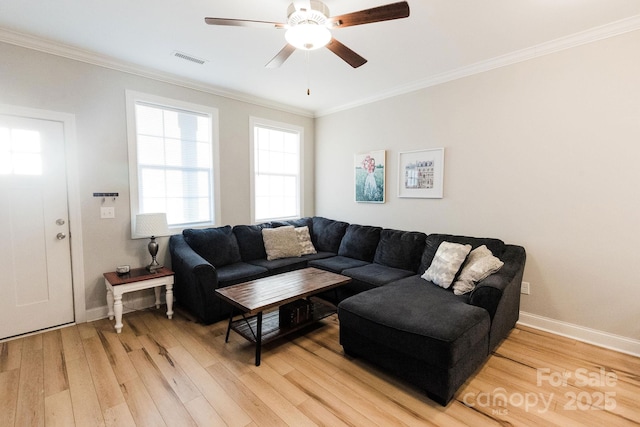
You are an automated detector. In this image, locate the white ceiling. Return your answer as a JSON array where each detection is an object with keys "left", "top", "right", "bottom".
[{"left": 1, "top": 1, "right": 640, "bottom": 116}]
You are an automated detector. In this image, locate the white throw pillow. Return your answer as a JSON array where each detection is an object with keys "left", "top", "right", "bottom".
[
  {"left": 262, "top": 226, "right": 303, "bottom": 260},
  {"left": 295, "top": 226, "right": 317, "bottom": 255},
  {"left": 452, "top": 245, "right": 504, "bottom": 295},
  {"left": 421, "top": 241, "right": 472, "bottom": 289}
]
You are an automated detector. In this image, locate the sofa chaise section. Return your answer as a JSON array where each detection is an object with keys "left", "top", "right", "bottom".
[
  {"left": 338, "top": 279, "right": 490, "bottom": 405},
  {"left": 337, "top": 235, "right": 526, "bottom": 405}
]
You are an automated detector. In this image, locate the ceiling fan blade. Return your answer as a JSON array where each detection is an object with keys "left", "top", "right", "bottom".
[
  {"left": 265, "top": 44, "right": 297, "bottom": 68},
  {"left": 328, "top": 1, "right": 410, "bottom": 28},
  {"left": 204, "top": 17, "right": 286, "bottom": 30},
  {"left": 326, "top": 38, "right": 367, "bottom": 68}
]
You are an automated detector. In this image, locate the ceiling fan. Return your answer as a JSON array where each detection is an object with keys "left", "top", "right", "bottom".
[{"left": 204, "top": 1, "right": 410, "bottom": 69}]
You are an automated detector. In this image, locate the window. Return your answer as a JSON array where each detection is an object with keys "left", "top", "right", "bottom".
[
  {"left": 0, "top": 127, "right": 42, "bottom": 175},
  {"left": 250, "top": 118, "right": 303, "bottom": 223},
  {"left": 127, "top": 91, "right": 220, "bottom": 234}
]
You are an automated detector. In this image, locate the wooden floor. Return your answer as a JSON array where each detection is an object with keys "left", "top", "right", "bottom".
[{"left": 1, "top": 306, "right": 639, "bottom": 426}]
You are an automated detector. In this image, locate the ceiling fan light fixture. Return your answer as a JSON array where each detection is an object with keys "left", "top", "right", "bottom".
[
  {"left": 285, "top": 24, "right": 331, "bottom": 50},
  {"left": 205, "top": 1, "right": 410, "bottom": 68}
]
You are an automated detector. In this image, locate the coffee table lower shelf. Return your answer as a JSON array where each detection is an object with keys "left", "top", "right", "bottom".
[{"left": 226, "top": 301, "right": 335, "bottom": 365}]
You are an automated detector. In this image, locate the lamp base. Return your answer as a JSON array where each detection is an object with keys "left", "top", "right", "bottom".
[
  {"left": 146, "top": 263, "right": 163, "bottom": 273},
  {"left": 146, "top": 236, "right": 162, "bottom": 273}
]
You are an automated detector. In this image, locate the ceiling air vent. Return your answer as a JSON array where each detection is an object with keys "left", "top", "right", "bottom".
[{"left": 172, "top": 51, "right": 207, "bottom": 65}]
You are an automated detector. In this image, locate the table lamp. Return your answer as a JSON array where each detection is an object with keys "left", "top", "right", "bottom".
[{"left": 135, "top": 213, "right": 168, "bottom": 272}]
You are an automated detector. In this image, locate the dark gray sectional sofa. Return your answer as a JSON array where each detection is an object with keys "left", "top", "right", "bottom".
[{"left": 169, "top": 216, "right": 526, "bottom": 405}]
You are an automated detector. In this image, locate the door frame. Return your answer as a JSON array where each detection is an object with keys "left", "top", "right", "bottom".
[{"left": 0, "top": 103, "right": 86, "bottom": 324}]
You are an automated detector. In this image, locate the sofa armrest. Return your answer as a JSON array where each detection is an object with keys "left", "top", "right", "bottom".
[
  {"left": 169, "top": 234, "right": 221, "bottom": 324},
  {"left": 469, "top": 245, "right": 525, "bottom": 318},
  {"left": 469, "top": 245, "right": 526, "bottom": 350},
  {"left": 469, "top": 273, "right": 504, "bottom": 319}
]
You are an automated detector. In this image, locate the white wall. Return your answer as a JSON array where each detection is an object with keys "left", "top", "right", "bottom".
[
  {"left": 315, "top": 30, "right": 640, "bottom": 343},
  {"left": 0, "top": 41, "right": 315, "bottom": 313}
]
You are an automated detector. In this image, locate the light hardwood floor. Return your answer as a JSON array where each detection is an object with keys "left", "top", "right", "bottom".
[{"left": 1, "top": 306, "right": 638, "bottom": 426}]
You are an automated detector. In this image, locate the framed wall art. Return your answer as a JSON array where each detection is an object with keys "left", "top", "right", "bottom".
[
  {"left": 354, "top": 150, "right": 385, "bottom": 203},
  {"left": 398, "top": 148, "right": 444, "bottom": 198}
]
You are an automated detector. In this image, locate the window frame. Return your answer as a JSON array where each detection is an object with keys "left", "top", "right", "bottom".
[
  {"left": 126, "top": 90, "right": 221, "bottom": 238},
  {"left": 249, "top": 117, "right": 304, "bottom": 224}
]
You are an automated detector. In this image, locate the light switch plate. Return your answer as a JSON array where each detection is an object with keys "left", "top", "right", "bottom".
[{"left": 101, "top": 206, "right": 115, "bottom": 219}]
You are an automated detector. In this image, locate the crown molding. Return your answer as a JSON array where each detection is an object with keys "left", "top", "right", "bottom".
[
  {"left": 316, "top": 14, "right": 640, "bottom": 117},
  {"left": 0, "top": 28, "right": 315, "bottom": 118}
]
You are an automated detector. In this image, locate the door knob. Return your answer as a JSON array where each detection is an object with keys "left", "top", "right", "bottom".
[{"left": 56, "top": 232, "right": 67, "bottom": 240}]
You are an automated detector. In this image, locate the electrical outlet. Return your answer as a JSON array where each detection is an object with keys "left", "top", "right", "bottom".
[
  {"left": 521, "top": 281, "right": 530, "bottom": 295},
  {"left": 100, "top": 206, "right": 115, "bottom": 219}
]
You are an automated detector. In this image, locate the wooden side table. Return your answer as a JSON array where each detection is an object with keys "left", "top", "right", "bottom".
[{"left": 103, "top": 267, "right": 175, "bottom": 333}]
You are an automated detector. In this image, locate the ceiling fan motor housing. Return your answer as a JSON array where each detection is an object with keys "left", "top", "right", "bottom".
[{"left": 287, "top": 1, "right": 330, "bottom": 26}]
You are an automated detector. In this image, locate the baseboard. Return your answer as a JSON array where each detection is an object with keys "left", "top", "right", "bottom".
[
  {"left": 518, "top": 311, "right": 640, "bottom": 357},
  {"left": 85, "top": 292, "right": 161, "bottom": 322}
]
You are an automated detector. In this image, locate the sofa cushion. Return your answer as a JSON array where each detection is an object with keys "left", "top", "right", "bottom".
[
  {"left": 338, "top": 277, "right": 490, "bottom": 368},
  {"left": 183, "top": 226, "right": 242, "bottom": 267},
  {"left": 338, "top": 224, "right": 382, "bottom": 262},
  {"left": 422, "top": 242, "right": 472, "bottom": 289},
  {"left": 262, "top": 226, "right": 303, "bottom": 260},
  {"left": 295, "top": 226, "right": 317, "bottom": 255},
  {"left": 308, "top": 255, "right": 369, "bottom": 274},
  {"left": 453, "top": 245, "right": 504, "bottom": 295},
  {"left": 247, "top": 257, "right": 308, "bottom": 275},
  {"left": 419, "top": 234, "right": 505, "bottom": 275},
  {"left": 272, "top": 217, "right": 313, "bottom": 231},
  {"left": 216, "top": 262, "right": 268, "bottom": 286},
  {"left": 311, "top": 217, "right": 349, "bottom": 253},
  {"left": 373, "top": 229, "right": 426, "bottom": 272},
  {"left": 233, "top": 223, "right": 271, "bottom": 261},
  {"left": 342, "top": 263, "right": 415, "bottom": 287},
  {"left": 301, "top": 251, "right": 335, "bottom": 262}
]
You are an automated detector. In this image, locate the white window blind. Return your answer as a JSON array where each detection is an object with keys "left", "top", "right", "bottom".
[
  {"left": 128, "top": 94, "right": 218, "bottom": 230},
  {"left": 251, "top": 119, "right": 302, "bottom": 222}
]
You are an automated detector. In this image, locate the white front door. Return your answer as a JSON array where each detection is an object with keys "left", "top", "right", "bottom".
[{"left": 0, "top": 114, "right": 75, "bottom": 339}]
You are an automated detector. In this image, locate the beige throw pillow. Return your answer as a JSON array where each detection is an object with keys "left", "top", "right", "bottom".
[
  {"left": 262, "top": 226, "right": 303, "bottom": 260},
  {"left": 421, "top": 241, "right": 472, "bottom": 289},
  {"left": 295, "top": 226, "right": 317, "bottom": 255},
  {"left": 452, "top": 245, "right": 504, "bottom": 295}
]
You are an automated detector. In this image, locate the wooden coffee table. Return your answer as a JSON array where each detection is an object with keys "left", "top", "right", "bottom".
[{"left": 215, "top": 267, "right": 351, "bottom": 366}]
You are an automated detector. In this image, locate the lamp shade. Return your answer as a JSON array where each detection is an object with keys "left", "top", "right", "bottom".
[
  {"left": 285, "top": 24, "right": 331, "bottom": 50},
  {"left": 135, "top": 213, "right": 168, "bottom": 237}
]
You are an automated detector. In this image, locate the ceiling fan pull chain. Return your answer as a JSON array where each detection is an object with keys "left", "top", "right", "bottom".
[{"left": 306, "top": 51, "right": 311, "bottom": 96}]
